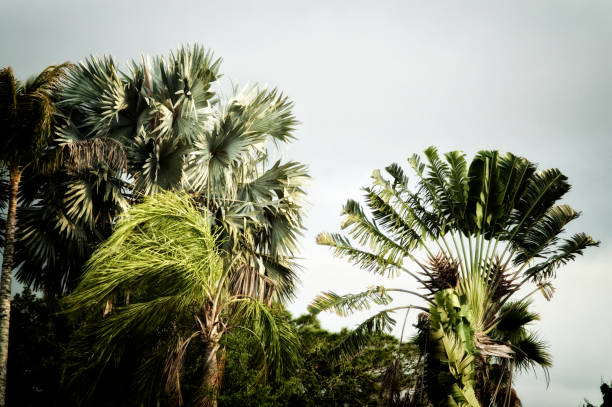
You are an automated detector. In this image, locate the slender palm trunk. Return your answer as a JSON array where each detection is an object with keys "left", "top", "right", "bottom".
[
  {"left": 200, "top": 341, "right": 220, "bottom": 407},
  {"left": 0, "top": 165, "right": 21, "bottom": 407}
]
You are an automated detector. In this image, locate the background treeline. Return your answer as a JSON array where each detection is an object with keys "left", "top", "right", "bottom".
[{"left": 8, "top": 289, "right": 421, "bottom": 407}]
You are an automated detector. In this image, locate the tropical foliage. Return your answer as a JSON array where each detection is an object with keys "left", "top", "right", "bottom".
[
  {"left": 8, "top": 289, "right": 425, "bottom": 407},
  {"left": 63, "top": 192, "right": 299, "bottom": 407},
  {"left": 312, "top": 146, "right": 598, "bottom": 406},
  {"left": 16, "top": 44, "right": 308, "bottom": 300}
]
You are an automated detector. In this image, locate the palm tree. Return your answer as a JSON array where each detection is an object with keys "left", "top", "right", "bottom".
[
  {"left": 311, "top": 147, "right": 598, "bottom": 406},
  {"left": 64, "top": 191, "right": 299, "bottom": 407},
  {"left": 18, "top": 45, "right": 308, "bottom": 300},
  {"left": 0, "top": 64, "right": 70, "bottom": 406},
  {"left": 12, "top": 162, "right": 128, "bottom": 293}
]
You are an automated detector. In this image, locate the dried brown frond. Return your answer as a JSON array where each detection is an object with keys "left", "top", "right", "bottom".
[
  {"left": 474, "top": 331, "right": 513, "bottom": 358},
  {"left": 421, "top": 252, "right": 459, "bottom": 292},
  {"left": 164, "top": 331, "right": 200, "bottom": 407},
  {"left": 228, "top": 265, "right": 276, "bottom": 305},
  {"left": 61, "top": 137, "right": 127, "bottom": 173},
  {"left": 536, "top": 282, "right": 555, "bottom": 301},
  {"left": 381, "top": 356, "right": 403, "bottom": 406},
  {"left": 415, "top": 312, "right": 430, "bottom": 333}
]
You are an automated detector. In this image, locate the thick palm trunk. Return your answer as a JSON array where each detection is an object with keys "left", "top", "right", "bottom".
[
  {"left": 0, "top": 165, "right": 21, "bottom": 407},
  {"left": 200, "top": 341, "right": 220, "bottom": 407}
]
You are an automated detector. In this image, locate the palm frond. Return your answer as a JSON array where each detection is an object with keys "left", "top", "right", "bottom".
[
  {"left": 511, "top": 332, "right": 552, "bottom": 382},
  {"left": 59, "top": 56, "right": 127, "bottom": 138},
  {"left": 444, "top": 150, "right": 469, "bottom": 220},
  {"left": 308, "top": 286, "right": 393, "bottom": 316},
  {"left": 229, "top": 299, "right": 300, "bottom": 381},
  {"left": 316, "top": 232, "right": 405, "bottom": 277},
  {"left": 330, "top": 309, "right": 397, "bottom": 360},
  {"left": 494, "top": 301, "right": 539, "bottom": 344},
  {"left": 64, "top": 191, "right": 222, "bottom": 311},
  {"left": 525, "top": 233, "right": 599, "bottom": 280},
  {"left": 508, "top": 168, "right": 570, "bottom": 242}
]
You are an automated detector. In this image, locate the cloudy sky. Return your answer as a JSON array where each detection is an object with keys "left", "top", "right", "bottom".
[{"left": 3, "top": 0, "right": 611, "bottom": 405}]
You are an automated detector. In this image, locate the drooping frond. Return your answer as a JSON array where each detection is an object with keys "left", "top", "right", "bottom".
[
  {"left": 229, "top": 299, "right": 300, "bottom": 381},
  {"left": 330, "top": 310, "right": 397, "bottom": 360},
  {"left": 228, "top": 265, "right": 277, "bottom": 305},
  {"left": 64, "top": 191, "right": 222, "bottom": 312},
  {"left": 494, "top": 301, "right": 539, "bottom": 344},
  {"left": 511, "top": 332, "right": 552, "bottom": 382},
  {"left": 57, "top": 136, "right": 127, "bottom": 173}
]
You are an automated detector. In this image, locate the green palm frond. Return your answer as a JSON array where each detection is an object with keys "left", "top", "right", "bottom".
[
  {"left": 1, "top": 64, "right": 69, "bottom": 166},
  {"left": 308, "top": 286, "right": 394, "bottom": 316},
  {"left": 0, "top": 67, "right": 18, "bottom": 123},
  {"left": 229, "top": 299, "right": 300, "bottom": 381},
  {"left": 508, "top": 168, "right": 570, "bottom": 243},
  {"left": 316, "top": 232, "right": 405, "bottom": 277},
  {"left": 341, "top": 198, "right": 416, "bottom": 261},
  {"left": 331, "top": 309, "right": 397, "bottom": 360},
  {"left": 365, "top": 187, "right": 431, "bottom": 251},
  {"left": 423, "top": 146, "right": 458, "bottom": 222},
  {"left": 524, "top": 233, "right": 599, "bottom": 280},
  {"left": 511, "top": 332, "right": 552, "bottom": 382},
  {"left": 513, "top": 205, "right": 580, "bottom": 264},
  {"left": 494, "top": 301, "right": 539, "bottom": 344},
  {"left": 64, "top": 191, "right": 222, "bottom": 310}
]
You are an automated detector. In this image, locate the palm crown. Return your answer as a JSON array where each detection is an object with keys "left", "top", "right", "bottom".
[
  {"left": 311, "top": 146, "right": 598, "bottom": 406},
  {"left": 64, "top": 192, "right": 299, "bottom": 406},
  {"left": 16, "top": 45, "right": 308, "bottom": 297}
]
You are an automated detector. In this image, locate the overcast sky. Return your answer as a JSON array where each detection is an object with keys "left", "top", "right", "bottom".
[{"left": 2, "top": 0, "right": 611, "bottom": 405}]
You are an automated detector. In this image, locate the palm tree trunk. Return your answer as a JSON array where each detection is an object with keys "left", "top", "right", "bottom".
[
  {"left": 0, "top": 164, "right": 21, "bottom": 407},
  {"left": 200, "top": 341, "right": 220, "bottom": 407}
]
